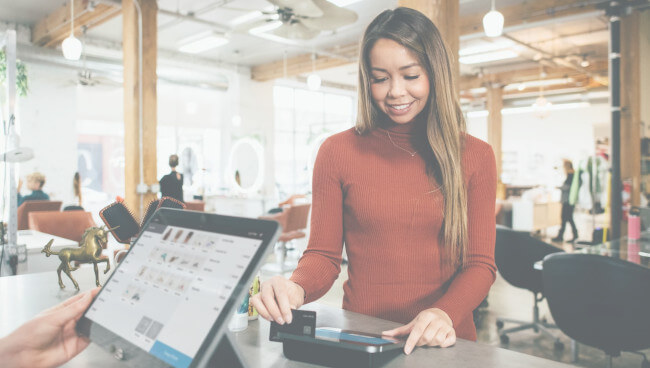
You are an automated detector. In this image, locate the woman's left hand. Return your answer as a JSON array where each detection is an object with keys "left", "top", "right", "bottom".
[{"left": 382, "top": 308, "right": 456, "bottom": 354}]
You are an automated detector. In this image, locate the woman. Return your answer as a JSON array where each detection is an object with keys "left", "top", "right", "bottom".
[
  {"left": 251, "top": 8, "right": 496, "bottom": 354},
  {"left": 552, "top": 160, "right": 579, "bottom": 242},
  {"left": 17, "top": 172, "right": 49, "bottom": 206},
  {"left": 73, "top": 172, "right": 82, "bottom": 207},
  {"left": 159, "top": 154, "right": 184, "bottom": 203},
  {"left": 63, "top": 172, "right": 85, "bottom": 211}
]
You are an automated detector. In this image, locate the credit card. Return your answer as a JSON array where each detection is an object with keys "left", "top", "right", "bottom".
[{"left": 269, "top": 309, "right": 316, "bottom": 342}]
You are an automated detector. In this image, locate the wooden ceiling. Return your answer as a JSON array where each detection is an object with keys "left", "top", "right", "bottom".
[{"left": 27, "top": 0, "right": 613, "bottom": 96}]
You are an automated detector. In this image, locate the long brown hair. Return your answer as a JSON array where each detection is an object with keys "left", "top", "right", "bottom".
[
  {"left": 73, "top": 172, "right": 82, "bottom": 206},
  {"left": 356, "top": 7, "right": 468, "bottom": 268}
]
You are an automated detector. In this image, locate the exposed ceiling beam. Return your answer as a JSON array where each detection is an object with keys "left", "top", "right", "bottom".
[
  {"left": 501, "top": 34, "right": 608, "bottom": 86},
  {"left": 251, "top": 0, "right": 606, "bottom": 82},
  {"left": 460, "top": 75, "right": 605, "bottom": 101},
  {"left": 32, "top": 0, "right": 121, "bottom": 47},
  {"left": 459, "top": 0, "right": 606, "bottom": 36},
  {"left": 458, "top": 59, "right": 608, "bottom": 91},
  {"left": 251, "top": 43, "right": 358, "bottom": 82}
]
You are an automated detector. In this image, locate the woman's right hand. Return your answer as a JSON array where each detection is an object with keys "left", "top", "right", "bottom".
[{"left": 250, "top": 276, "right": 305, "bottom": 325}]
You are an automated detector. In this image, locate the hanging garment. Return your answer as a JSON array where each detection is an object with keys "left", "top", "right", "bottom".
[{"left": 569, "top": 166, "right": 583, "bottom": 205}]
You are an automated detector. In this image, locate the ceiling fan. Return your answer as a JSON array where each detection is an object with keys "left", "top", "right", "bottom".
[
  {"left": 233, "top": 0, "right": 358, "bottom": 40},
  {"left": 75, "top": 69, "right": 121, "bottom": 87},
  {"left": 64, "top": 29, "right": 121, "bottom": 88}
]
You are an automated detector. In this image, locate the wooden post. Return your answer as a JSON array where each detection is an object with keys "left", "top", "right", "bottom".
[
  {"left": 621, "top": 10, "right": 646, "bottom": 210},
  {"left": 398, "top": 0, "right": 459, "bottom": 80},
  {"left": 123, "top": 0, "right": 157, "bottom": 219},
  {"left": 487, "top": 85, "right": 503, "bottom": 186}
]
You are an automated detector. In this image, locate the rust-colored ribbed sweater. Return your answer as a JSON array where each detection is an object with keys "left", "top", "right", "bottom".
[{"left": 290, "top": 122, "right": 497, "bottom": 341}]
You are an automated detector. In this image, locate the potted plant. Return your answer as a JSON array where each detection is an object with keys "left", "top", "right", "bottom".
[{"left": 0, "top": 49, "right": 28, "bottom": 96}]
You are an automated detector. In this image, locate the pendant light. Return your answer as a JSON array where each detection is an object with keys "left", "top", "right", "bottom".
[
  {"left": 62, "top": 0, "right": 82, "bottom": 60},
  {"left": 483, "top": 0, "right": 504, "bottom": 38},
  {"left": 532, "top": 67, "right": 552, "bottom": 118},
  {"left": 307, "top": 53, "right": 321, "bottom": 91}
]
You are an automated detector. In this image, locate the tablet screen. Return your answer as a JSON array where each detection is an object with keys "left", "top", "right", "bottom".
[{"left": 82, "top": 217, "right": 268, "bottom": 368}]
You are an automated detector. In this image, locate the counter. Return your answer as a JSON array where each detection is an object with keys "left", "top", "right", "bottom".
[{"left": 0, "top": 270, "right": 573, "bottom": 368}]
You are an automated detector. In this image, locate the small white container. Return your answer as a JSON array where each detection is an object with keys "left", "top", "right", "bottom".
[{"left": 228, "top": 312, "right": 248, "bottom": 332}]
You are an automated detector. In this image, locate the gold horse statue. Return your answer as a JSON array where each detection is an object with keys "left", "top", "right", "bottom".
[{"left": 42, "top": 226, "right": 115, "bottom": 290}]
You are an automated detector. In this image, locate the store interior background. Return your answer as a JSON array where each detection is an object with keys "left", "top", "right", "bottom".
[{"left": 1, "top": 0, "right": 649, "bottom": 367}]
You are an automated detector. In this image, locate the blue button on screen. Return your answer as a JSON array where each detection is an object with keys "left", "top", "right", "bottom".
[{"left": 150, "top": 341, "right": 193, "bottom": 368}]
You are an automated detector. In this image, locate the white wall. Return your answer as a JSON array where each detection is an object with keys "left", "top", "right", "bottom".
[
  {"left": 6, "top": 60, "right": 277, "bottom": 209},
  {"left": 13, "top": 60, "right": 614, "bottom": 210},
  {"left": 467, "top": 103, "right": 610, "bottom": 187},
  {"left": 16, "top": 64, "right": 78, "bottom": 204},
  {"left": 233, "top": 75, "right": 275, "bottom": 197}
]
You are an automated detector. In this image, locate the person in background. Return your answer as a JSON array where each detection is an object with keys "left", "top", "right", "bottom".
[
  {"left": 159, "top": 154, "right": 184, "bottom": 203},
  {"left": 0, "top": 288, "right": 99, "bottom": 368},
  {"left": 553, "top": 159, "right": 579, "bottom": 242},
  {"left": 63, "top": 172, "right": 85, "bottom": 211},
  {"left": 73, "top": 172, "right": 82, "bottom": 207},
  {"left": 17, "top": 172, "right": 49, "bottom": 206},
  {"left": 251, "top": 8, "right": 496, "bottom": 355},
  {"left": 234, "top": 170, "right": 242, "bottom": 187}
]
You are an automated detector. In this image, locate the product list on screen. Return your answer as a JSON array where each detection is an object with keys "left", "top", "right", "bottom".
[{"left": 85, "top": 225, "right": 263, "bottom": 368}]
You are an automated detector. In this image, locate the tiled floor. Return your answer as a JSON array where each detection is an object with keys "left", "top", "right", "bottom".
[{"left": 259, "top": 209, "right": 649, "bottom": 368}]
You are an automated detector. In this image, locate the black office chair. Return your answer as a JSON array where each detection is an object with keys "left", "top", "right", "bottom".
[
  {"left": 542, "top": 253, "right": 650, "bottom": 368},
  {"left": 495, "top": 225, "right": 564, "bottom": 348}
]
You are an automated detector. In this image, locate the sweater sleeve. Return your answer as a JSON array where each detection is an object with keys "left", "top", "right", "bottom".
[
  {"left": 290, "top": 138, "right": 344, "bottom": 303},
  {"left": 432, "top": 142, "right": 497, "bottom": 327}
]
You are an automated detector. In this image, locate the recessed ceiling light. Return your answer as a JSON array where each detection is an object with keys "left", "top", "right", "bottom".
[
  {"left": 459, "top": 40, "right": 514, "bottom": 56},
  {"left": 230, "top": 11, "right": 263, "bottom": 26},
  {"left": 504, "top": 78, "right": 574, "bottom": 91},
  {"left": 249, "top": 21, "right": 283, "bottom": 35},
  {"left": 459, "top": 50, "right": 518, "bottom": 64},
  {"left": 178, "top": 31, "right": 229, "bottom": 54},
  {"left": 328, "top": 0, "right": 363, "bottom": 6}
]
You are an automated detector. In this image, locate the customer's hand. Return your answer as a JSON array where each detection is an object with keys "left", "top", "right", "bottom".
[
  {"left": 382, "top": 308, "right": 456, "bottom": 354},
  {"left": 250, "top": 276, "right": 305, "bottom": 325},
  {"left": 0, "top": 288, "right": 100, "bottom": 368}
]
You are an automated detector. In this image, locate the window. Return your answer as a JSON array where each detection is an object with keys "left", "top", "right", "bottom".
[{"left": 273, "top": 85, "right": 355, "bottom": 196}]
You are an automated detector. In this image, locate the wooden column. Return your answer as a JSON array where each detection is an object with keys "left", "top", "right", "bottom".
[
  {"left": 620, "top": 10, "right": 644, "bottom": 210},
  {"left": 487, "top": 85, "right": 503, "bottom": 183},
  {"left": 398, "top": 0, "right": 459, "bottom": 80},
  {"left": 123, "top": 0, "right": 157, "bottom": 218}
]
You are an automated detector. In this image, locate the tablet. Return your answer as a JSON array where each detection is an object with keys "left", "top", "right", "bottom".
[
  {"left": 76, "top": 209, "right": 280, "bottom": 368},
  {"left": 280, "top": 327, "right": 405, "bottom": 353}
]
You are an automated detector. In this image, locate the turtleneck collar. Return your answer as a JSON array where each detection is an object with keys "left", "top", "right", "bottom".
[
  {"left": 376, "top": 113, "right": 426, "bottom": 135},
  {"left": 372, "top": 114, "right": 427, "bottom": 147}
]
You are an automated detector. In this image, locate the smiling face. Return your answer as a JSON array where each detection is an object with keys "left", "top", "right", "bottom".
[{"left": 368, "top": 38, "right": 430, "bottom": 125}]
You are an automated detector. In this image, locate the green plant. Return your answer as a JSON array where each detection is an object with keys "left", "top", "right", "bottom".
[{"left": 0, "top": 50, "right": 28, "bottom": 96}]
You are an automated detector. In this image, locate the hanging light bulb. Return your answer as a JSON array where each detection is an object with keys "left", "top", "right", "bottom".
[
  {"left": 307, "top": 74, "right": 321, "bottom": 91},
  {"left": 483, "top": 0, "right": 504, "bottom": 38},
  {"left": 532, "top": 68, "right": 552, "bottom": 118},
  {"left": 62, "top": 0, "right": 82, "bottom": 60},
  {"left": 307, "top": 52, "right": 321, "bottom": 91},
  {"left": 62, "top": 36, "right": 82, "bottom": 60}
]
